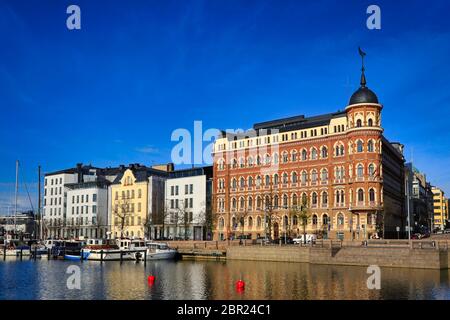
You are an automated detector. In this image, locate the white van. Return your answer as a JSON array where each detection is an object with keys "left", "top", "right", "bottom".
[{"left": 293, "top": 234, "right": 317, "bottom": 244}]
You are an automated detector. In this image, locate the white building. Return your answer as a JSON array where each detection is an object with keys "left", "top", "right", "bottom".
[
  {"left": 66, "top": 180, "right": 109, "bottom": 239},
  {"left": 164, "top": 167, "right": 213, "bottom": 240},
  {"left": 43, "top": 164, "right": 121, "bottom": 239}
]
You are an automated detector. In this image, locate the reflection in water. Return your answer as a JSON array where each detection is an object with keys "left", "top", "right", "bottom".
[{"left": 0, "top": 258, "right": 449, "bottom": 300}]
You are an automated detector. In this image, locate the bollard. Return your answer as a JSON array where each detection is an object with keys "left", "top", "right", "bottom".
[
  {"left": 20, "top": 248, "right": 23, "bottom": 260},
  {"left": 34, "top": 247, "right": 37, "bottom": 261},
  {"left": 144, "top": 251, "right": 147, "bottom": 266},
  {"left": 3, "top": 245, "right": 6, "bottom": 260},
  {"left": 80, "top": 249, "right": 84, "bottom": 262},
  {"left": 100, "top": 250, "right": 104, "bottom": 263},
  {"left": 120, "top": 251, "right": 123, "bottom": 264},
  {"left": 47, "top": 248, "right": 51, "bottom": 260}
]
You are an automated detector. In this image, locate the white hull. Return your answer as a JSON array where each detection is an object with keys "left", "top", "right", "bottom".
[
  {"left": 4, "top": 250, "right": 31, "bottom": 257},
  {"left": 145, "top": 249, "right": 177, "bottom": 260},
  {"left": 85, "top": 249, "right": 135, "bottom": 261}
]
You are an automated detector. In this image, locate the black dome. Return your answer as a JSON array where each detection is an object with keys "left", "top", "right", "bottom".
[{"left": 349, "top": 86, "right": 378, "bottom": 106}]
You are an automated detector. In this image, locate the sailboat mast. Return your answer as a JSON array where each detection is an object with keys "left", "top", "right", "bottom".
[
  {"left": 14, "top": 160, "right": 19, "bottom": 234},
  {"left": 38, "top": 165, "right": 42, "bottom": 240}
]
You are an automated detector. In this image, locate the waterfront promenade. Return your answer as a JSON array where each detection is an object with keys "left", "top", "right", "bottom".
[{"left": 168, "top": 238, "right": 450, "bottom": 270}]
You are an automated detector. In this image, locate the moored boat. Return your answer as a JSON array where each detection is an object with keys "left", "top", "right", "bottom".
[
  {"left": 143, "top": 242, "right": 177, "bottom": 260},
  {"left": 82, "top": 239, "right": 134, "bottom": 261}
]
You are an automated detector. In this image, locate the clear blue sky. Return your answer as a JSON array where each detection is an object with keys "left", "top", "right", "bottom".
[{"left": 0, "top": 0, "right": 450, "bottom": 212}]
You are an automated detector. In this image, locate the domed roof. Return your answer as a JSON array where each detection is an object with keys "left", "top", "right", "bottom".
[{"left": 349, "top": 86, "right": 379, "bottom": 105}]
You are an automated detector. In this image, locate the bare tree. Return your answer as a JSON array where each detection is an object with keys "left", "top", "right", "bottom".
[
  {"left": 112, "top": 197, "right": 132, "bottom": 239},
  {"left": 235, "top": 207, "right": 249, "bottom": 239},
  {"left": 176, "top": 202, "right": 191, "bottom": 240},
  {"left": 296, "top": 197, "right": 311, "bottom": 244}
]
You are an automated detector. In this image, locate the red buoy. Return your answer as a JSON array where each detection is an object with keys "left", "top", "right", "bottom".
[
  {"left": 235, "top": 280, "right": 245, "bottom": 290},
  {"left": 147, "top": 275, "right": 155, "bottom": 285}
]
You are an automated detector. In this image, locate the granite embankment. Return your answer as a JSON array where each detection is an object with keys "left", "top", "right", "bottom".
[{"left": 168, "top": 240, "right": 450, "bottom": 269}]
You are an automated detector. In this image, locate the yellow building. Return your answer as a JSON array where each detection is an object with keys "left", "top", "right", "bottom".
[
  {"left": 432, "top": 187, "right": 447, "bottom": 230},
  {"left": 110, "top": 164, "right": 168, "bottom": 239}
]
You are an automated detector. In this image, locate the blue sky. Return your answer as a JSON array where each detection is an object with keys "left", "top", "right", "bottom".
[{"left": 0, "top": 0, "right": 450, "bottom": 212}]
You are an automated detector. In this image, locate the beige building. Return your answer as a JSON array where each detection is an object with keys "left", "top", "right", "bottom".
[
  {"left": 110, "top": 164, "right": 168, "bottom": 239},
  {"left": 432, "top": 187, "right": 448, "bottom": 230}
]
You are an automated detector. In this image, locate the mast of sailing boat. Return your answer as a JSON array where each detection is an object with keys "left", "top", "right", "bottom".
[
  {"left": 38, "top": 165, "right": 42, "bottom": 241},
  {"left": 14, "top": 160, "right": 19, "bottom": 236}
]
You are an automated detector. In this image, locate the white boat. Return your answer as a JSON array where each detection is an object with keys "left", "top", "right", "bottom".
[
  {"left": 143, "top": 242, "right": 177, "bottom": 260},
  {"left": 82, "top": 239, "right": 134, "bottom": 261}
]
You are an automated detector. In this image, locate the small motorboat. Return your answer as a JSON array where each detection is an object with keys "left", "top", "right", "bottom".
[
  {"left": 82, "top": 239, "right": 134, "bottom": 261},
  {"left": 143, "top": 242, "right": 177, "bottom": 260}
]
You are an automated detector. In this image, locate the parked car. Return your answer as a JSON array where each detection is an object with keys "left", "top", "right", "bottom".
[{"left": 293, "top": 234, "right": 317, "bottom": 244}]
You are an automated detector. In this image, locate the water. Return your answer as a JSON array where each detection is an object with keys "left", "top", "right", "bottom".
[{"left": 1, "top": 258, "right": 450, "bottom": 300}]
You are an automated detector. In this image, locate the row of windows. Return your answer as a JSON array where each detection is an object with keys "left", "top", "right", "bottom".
[
  {"left": 219, "top": 164, "right": 378, "bottom": 189},
  {"left": 170, "top": 184, "right": 194, "bottom": 196},
  {"left": 46, "top": 216, "right": 97, "bottom": 226},
  {"left": 170, "top": 198, "right": 194, "bottom": 209},
  {"left": 45, "top": 187, "right": 62, "bottom": 196},
  {"left": 114, "top": 216, "right": 143, "bottom": 226},
  {"left": 45, "top": 177, "right": 63, "bottom": 186},
  {"left": 70, "top": 205, "right": 97, "bottom": 215},
  {"left": 217, "top": 189, "right": 378, "bottom": 211},
  {"left": 71, "top": 194, "right": 97, "bottom": 204},
  {"left": 217, "top": 140, "right": 378, "bottom": 170},
  {"left": 44, "top": 197, "right": 62, "bottom": 206},
  {"left": 168, "top": 212, "right": 194, "bottom": 224},
  {"left": 115, "top": 189, "right": 142, "bottom": 200},
  {"left": 113, "top": 202, "right": 143, "bottom": 213}
]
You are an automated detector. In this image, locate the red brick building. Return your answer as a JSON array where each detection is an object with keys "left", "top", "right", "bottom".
[{"left": 212, "top": 64, "right": 405, "bottom": 241}]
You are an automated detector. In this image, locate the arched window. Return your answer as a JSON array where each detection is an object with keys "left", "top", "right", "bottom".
[
  {"left": 312, "top": 214, "right": 318, "bottom": 225},
  {"left": 264, "top": 154, "right": 271, "bottom": 165},
  {"left": 274, "top": 174, "right": 279, "bottom": 185},
  {"left": 337, "top": 214, "right": 344, "bottom": 225},
  {"left": 340, "top": 145, "right": 345, "bottom": 156},
  {"left": 274, "top": 195, "right": 279, "bottom": 208},
  {"left": 239, "top": 157, "right": 245, "bottom": 168},
  {"left": 232, "top": 178, "right": 237, "bottom": 188},
  {"left": 256, "top": 175, "right": 262, "bottom": 186},
  {"left": 322, "top": 214, "right": 329, "bottom": 225},
  {"left": 248, "top": 216, "right": 253, "bottom": 228},
  {"left": 240, "top": 177, "right": 245, "bottom": 188},
  {"left": 284, "top": 215, "right": 289, "bottom": 228},
  {"left": 219, "top": 217, "right": 224, "bottom": 230},
  {"left": 265, "top": 175, "right": 270, "bottom": 186},
  {"left": 283, "top": 194, "right": 288, "bottom": 208},
  {"left": 301, "top": 149, "right": 307, "bottom": 160},
  {"left": 312, "top": 192, "right": 318, "bottom": 205},
  {"left": 257, "top": 216, "right": 262, "bottom": 228},
  {"left": 321, "top": 146, "right": 328, "bottom": 158},
  {"left": 321, "top": 169, "right": 328, "bottom": 182},
  {"left": 311, "top": 170, "right": 318, "bottom": 183},
  {"left": 293, "top": 215, "right": 298, "bottom": 226},
  {"left": 311, "top": 148, "right": 318, "bottom": 160},
  {"left": 322, "top": 192, "right": 328, "bottom": 205},
  {"left": 301, "top": 171, "right": 308, "bottom": 183},
  {"left": 292, "top": 172, "right": 298, "bottom": 183},
  {"left": 368, "top": 119, "right": 373, "bottom": 126},
  {"left": 292, "top": 194, "right": 298, "bottom": 207},
  {"left": 368, "top": 164, "right": 375, "bottom": 177},
  {"left": 357, "top": 164, "right": 364, "bottom": 178},
  {"left": 357, "top": 140, "right": 363, "bottom": 153},
  {"left": 232, "top": 198, "right": 237, "bottom": 209},
  {"left": 282, "top": 152, "right": 289, "bottom": 163},
  {"left": 265, "top": 196, "right": 271, "bottom": 209},
  {"left": 240, "top": 197, "right": 245, "bottom": 209},
  {"left": 368, "top": 140, "right": 374, "bottom": 152},
  {"left": 257, "top": 196, "right": 262, "bottom": 209},
  {"left": 273, "top": 153, "right": 279, "bottom": 164},
  {"left": 256, "top": 156, "right": 261, "bottom": 165},
  {"left": 248, "top": 197, "right": 253, "bottom": 209},
  {"left": 358, "top": 189, "right": 364, "bottom": 202},
  {"left": 356, "top": 119, "right": 362, "bottom": 127},
  {"left": 248, "top": 176, "right": 253, "bottom": 187},
  {"left": 248, "top": 156, "right": 254, "bottom": 167},
  {"left": 291, "top": 151, "right": 297, "bottom": 162},
  {"left": 369, "top": 188, "right": 375, "bottom": 202},
  {"left": 232, "top": 217, "right": 237, "bottom": 230},
  {"left": 301, "top": 193, "right": 308, "bottom": 205},
  {"left": 282, "top": 173, "right": 288, "bottom": 184}
]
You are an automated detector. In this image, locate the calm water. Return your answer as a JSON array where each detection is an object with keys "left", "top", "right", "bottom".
[{"left": 1, "top": 257, "right": 449, "bottom": 300}]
